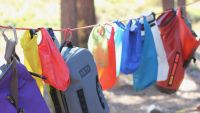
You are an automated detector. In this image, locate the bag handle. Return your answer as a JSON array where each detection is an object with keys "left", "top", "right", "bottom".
[
  {"left": 59, "top": 28, "right": 73, "bottom": 52},
  {"left": 114, "top": 20, "right": 125, "bottom": 30},
  {"left": 1, "top": 26, "right": 18, "bottom": 64},
  {"left": 47, "top": 28, "right": 56, "bottom": 41}
]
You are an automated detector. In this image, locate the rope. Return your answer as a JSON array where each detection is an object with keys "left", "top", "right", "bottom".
[{"left": 0, "top": 0, "right": 199, "bottom": 32}]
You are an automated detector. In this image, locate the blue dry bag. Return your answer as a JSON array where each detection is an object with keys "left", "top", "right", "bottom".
[
  {"left": 133, "top": 17, "right": 158, "bottom": 91},
  {"left": 120, "top": 20, "right": 142, "bottom": 74}
]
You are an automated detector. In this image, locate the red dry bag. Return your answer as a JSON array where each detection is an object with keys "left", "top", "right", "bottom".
[
  {"left": 156, "top": 9, "right": 184, "bottom": 93},
  {"left": 176, "top": 7, "right": 200, "bottom": 67},
  {"left": 38, "top": 28, "right": 70, "bottom": 91}
]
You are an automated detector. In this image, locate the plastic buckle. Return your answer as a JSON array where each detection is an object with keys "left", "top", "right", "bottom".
[{"left": 7, "top": 96, "right": 16, "bottom": 107}]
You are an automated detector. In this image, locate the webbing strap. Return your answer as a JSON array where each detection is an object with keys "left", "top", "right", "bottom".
[
  {"left": 50, "top": 87, "right": 63, "bottom": 113},
  {"left": 96, "top": 76, "right": 105, "bottom": 110},
  {"left": 77, "top": 89, "right": 89, "bottom": 113},
  {"left": 60, "top": 91, "right": 69, "bottom": 113},
  {"left": 8, "top": 58, "right": 19, "bottom": 110}
]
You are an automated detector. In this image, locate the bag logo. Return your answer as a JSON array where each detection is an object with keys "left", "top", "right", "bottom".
[{"left": 79, "top": 64, "right": 91, "bottom": 78}]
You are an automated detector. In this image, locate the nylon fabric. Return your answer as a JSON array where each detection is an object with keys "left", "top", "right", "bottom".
[
  {"left": 88, "top": 26, "right": 117, "bottom": 90},
  {"left": 38, "top": 28, "right": 70, "bottom": 91},
  {"left": 20, "top": 30, "right": 44, "bottom": 93},
  {"left": 0, "top": 61, "right": 50, "bottom": 113},
  {"left": 133, "top": 18, "right": 158, "bottom": 91},
  {"left": 176, "top": 8, "right": 200, "bottom": 65},
  {"left": 120, "top": 20, "right": 142, "bottom": 74},
  {"left": 114, "top": 21, "right": 124, "bottom": 76},
  {"left": 156, "top": 9, "right": 185, "bottom": 93},
  {"left": 150, "top": 21, "right": 169, "bottom": 81}
]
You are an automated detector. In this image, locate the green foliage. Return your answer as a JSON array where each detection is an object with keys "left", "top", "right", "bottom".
[{"left": 0, "top": 0, "right": 60, "bottom": 28}]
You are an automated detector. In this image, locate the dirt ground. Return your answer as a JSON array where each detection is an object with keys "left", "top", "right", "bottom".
[
  {"left": 0, "top": 39, "right": 199, "bottom": 113},
  {"left": 104, "top": 51, "right": 200, "bottom": 113}
]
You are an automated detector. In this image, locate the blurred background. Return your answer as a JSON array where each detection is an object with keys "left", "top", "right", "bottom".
[{"left": 0, "top": 0, "right": 199, "bottom": 113}]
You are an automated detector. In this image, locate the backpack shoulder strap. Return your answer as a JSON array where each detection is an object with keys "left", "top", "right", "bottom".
[{"left": 8, "top": 58, "right": 19, "bottom": 110}]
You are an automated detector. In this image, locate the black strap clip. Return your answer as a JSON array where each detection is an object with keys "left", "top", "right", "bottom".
[{"left": 7, "top": 96, "right": 17, "bottom": 108}]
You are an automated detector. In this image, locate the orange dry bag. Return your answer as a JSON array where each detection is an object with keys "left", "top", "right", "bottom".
[{"left": 99, "top": 26, "right": 117, "bottom": 90}]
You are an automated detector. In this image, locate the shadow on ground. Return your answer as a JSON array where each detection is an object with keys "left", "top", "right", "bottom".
[{"left": 105, "top": 60, "right": 200, "bottom": 113}]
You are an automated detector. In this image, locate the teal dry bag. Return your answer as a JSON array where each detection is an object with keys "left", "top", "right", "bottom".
[{"left": 114, "top": 20, "right": 124, "bottom": 76}]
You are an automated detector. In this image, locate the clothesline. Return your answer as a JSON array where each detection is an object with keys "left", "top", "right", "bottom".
[{"left": 0, "top": 0, "right": 199, "bottom": 32}]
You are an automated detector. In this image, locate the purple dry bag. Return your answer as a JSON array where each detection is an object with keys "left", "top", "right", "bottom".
[{"left": 0, "top": 27, "right": 50, "bottom": 113}]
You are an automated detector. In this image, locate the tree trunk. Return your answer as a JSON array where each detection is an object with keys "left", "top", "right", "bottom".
[
  {"left": 162, "top": 0, "right": 174, "bottom": 11},
  {"left": 61, "top": 0, "right": 96, "bottom": 47},
  {"left": 76, "top": 0, "right": 96, "bottom": 48},
  {"left": 178, "top": 0, "right": 186, "bottom": 16},
  {"left": 61, "top": 0, "right": 78, "bottom": 46}
]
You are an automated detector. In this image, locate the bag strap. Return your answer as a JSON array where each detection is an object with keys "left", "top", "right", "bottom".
[
  {"left": 1, "top": 26, "right": 20, "bottom": 111},
  {"left": 9, "top": 58, "right": 26, "bottom": 113},
  {"left": 114, "top": 20, "right": 125, "bottom": 30},
  {"left": 8, "top": 58, "right": 19, "bottom": 110},
  {"left": 77, "top": 89, "right": 89, "bottom": 113}
]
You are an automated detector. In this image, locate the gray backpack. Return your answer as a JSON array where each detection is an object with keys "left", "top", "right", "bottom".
[{"left": 50, "top": 45, "right": 109, "bottom": 113}]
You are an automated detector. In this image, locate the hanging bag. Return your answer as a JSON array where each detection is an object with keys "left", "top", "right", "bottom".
[
  {"left": 0, "top": 60, "right": 51, "bottom": 113},
  {"left": 133, "top": 18, "right": 158, "bottom": 91},
  {"left": 114, "top": 20, "right": 124, "bottom": 76},
  {"left": 38, "top": 28, "right": 70, "bottom": 91},
  {"left": 156, "top": 9, "right": 185, "bottom": 93},
  {"left": 176, "top": 7, "right": 200, "bottom": 67},
  {"left": 0, "top": 27, "right": 50, "bottom": 113},
  {"left": 88, "top": 25, "right": 116, "bottom": 90},
  {"left": 120, "top": 19, "right": 142, "bottom": 74},
  {"left": 59, "top": 45, "right": 110, "bottom": 113},
  {"left": 88, "top": 26, "right": 109, "bottom": 72},
  {"left": 146, "top": 13, "right": 169, "bottom": 82},
  {"left": 49, "top": 30, "right": 110, "bottom": 113},
  {"left": 20, "top": 30, "right": 44, "bottom": 93}
]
